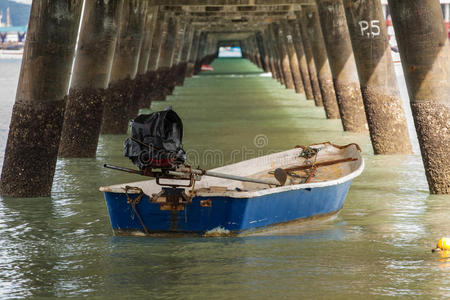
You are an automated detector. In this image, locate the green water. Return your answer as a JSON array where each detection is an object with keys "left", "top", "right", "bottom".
[{"left": 0, "top": 58, "right": 449, "bottom": 298}]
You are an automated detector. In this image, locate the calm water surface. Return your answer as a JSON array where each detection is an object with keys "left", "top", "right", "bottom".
[{"left": 0, "top": 58, "right": 449, "bottom": 299}]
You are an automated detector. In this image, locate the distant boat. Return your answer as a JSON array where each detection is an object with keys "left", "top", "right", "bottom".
[
  {"left": 201, "top": 64, "right": 214, "bottom": 71},
  {"left": 0, "top": 48, "right": 23, "bottom": 59},
  {"left": 100, "top": 142, "right": 364, "bottom": 236}
]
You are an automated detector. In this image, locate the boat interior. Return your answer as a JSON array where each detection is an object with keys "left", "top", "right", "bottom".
[{"left": 100, "top": 142, "right": 363, "bottom": 198}]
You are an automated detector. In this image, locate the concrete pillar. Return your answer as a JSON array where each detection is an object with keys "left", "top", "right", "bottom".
[
  {"left": 177, "top": 21, "right": 194, "bottom": 85},
  {"left": 288, "top": 19, "right": 314, "bottom": 100},
  {"left": 255, "top": 31, "right": 268, "bottom": 72},
  {"left": 273, "top": 23, "right": 295, "bottom": 89},
  {"left": 194, "top": 32, "right": 207, "bottom": 74},
  {"left": 344, "top": 0, "right": 412, "bottom": 154},
  {"left": 250, "top": 36, "right": 261, "bottom": 68},
  {"left": 147, "top": 11, "right": 165, "bottom": 73},
  {"left": 267, "top": 25, "right": 285, "bottom": 85},
  {"left": 59, "top": 0, "right": 124, "bottom": 158},
  {"left": 137, "top": 6, "right": 158, "bottom": 77},
  {"left": 282, "top": 20, "right": 305, "bottom": 95},
  {"left": 1, "top": 0, "right": 83, "bottom": 197},
  {"left": 264, "top": 29, "right": 280, "bottom": 81},
  {"left": 316, "top": 0, "right": 368, "bottom": 132},
  {"left": 171, "top": 18, "right": 188, "bottom": 87},
  {"left": 155, "top": 14, "right": 178, "bottom": 98},
  {"left": 186, "top": 29, "right": 200, "bottom": 77},
  {"left": 145, "top": 10, "right": 166, "bottom": 101},
  {"left": 389, "top": 0, "right": 450, "bottom": 194},
  {"left": 302, "top": 5, "right": 340, "bottom": 119},
  {"left": 135, "top": 5, "right": 158, "bottom": 109},
  {"left": 100, "top": 0, "right": 146, "bottom": 134},
  {"left": 297, "top": 11, "right": 324, "bottom": 106}
]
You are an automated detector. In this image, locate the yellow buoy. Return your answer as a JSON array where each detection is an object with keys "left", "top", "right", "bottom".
[{"left": 437, "top": 237, "right": 450, "bottom": 250}]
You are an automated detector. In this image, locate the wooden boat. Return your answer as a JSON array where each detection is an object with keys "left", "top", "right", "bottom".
[{"left": 100, "top": 142, "right": 364, "bottom": 236}]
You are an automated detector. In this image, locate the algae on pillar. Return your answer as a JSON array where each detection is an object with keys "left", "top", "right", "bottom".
[
  {"left": 59, "top": 0, "right": 124, "bottom": 158},
  {"left": 1, "top": 0, "right": 83, "bottom": 197},
  {"left": 388, "top": 0, "right": 450, "bottom": 194},
  {"left": 316, "top": 0, "right": 367, "bottom": 132},
  {"left": 343, "top": 0, "right": 412, "bottom": 154},
  {"left": 101, "top": 0, "right": 146, "bottom": 135},
  {"left": 302, "top": 5, "right": 340, "bottom": 119}
]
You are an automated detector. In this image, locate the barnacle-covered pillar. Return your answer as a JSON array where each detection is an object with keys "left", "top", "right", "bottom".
[
  {"left": 297, "top": 11, "right": 323, "bottom": 106},
  {"left": 302, "top": 5, "right": 340, "bottom": 119},
  {"left": 1, "top": 0, "right": 83, "bottom": 197},
  {"left": 282, "top": 20, "right": 305, "bottom": 95},
  {"left": 59, "top": 0, "right": 123, "bottom": 158},
  {"left": 194, "top": 32, "right": 207, "bottom": 74},
  {"left": 155, "top": 14, "right": 178, "bottom": 99},
  {"left": 389, "top": 0, "right": 450, "bottom": 193},
  {"left": 175, "top": 21, "right": 194, "bottom": 85},
  {"left": 186, "top": 29, "right": 200, "bottom": 77},
  {"left": 273, "top": 23, "right": 295, "bottom": 89},
  {"left": 288, "top": 19, "right": 314, "bottom": 100},
  {"left": 255, "top": 31, "right": 268, "bottom": 72},
  {"left": 171, "top": 18, "right": 189, "bottom": 87},
  {"left": 135, "top": 5, "right": 158, "bottom": 109},
  {"left": 316, "top": 0, "right": 367, "bottom": 132},
  {"left": 343, "top": 0, "right": 412, "bottom": 153},
  {"left": 100, "top": 0, "right": 146, "bottom": 134},
  {"left": 264, "top": 29, "right": 281, "bottom": 82},
  {"left": 267, "top": 25, "right": 285, "bottom": 85},
  {"left": 146, "top": 9, "right": 167, "bottom": 100}
]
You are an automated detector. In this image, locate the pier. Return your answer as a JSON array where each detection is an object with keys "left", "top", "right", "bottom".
[
  {"left": 0, "top": 1, "right": 449, "bottom": 295},
  {"left": 1, "top": 0, "right": 449, "bottom": 197}
]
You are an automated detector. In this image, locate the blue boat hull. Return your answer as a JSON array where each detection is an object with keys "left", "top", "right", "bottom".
[{"left": 104, "top": 180, "right": 353, "bottom": 235}]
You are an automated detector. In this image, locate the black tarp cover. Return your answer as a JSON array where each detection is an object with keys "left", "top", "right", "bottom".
[{"left": 124, "top": 108, "right": 185, "bottom": 169}]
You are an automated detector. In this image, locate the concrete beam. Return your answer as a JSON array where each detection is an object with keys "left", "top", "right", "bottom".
[
  {"left": 149, "top": 0, "right": 314, "bottom": 5},
  {"left": 160, "top": 4, "right": 298, "bottom": 12}
]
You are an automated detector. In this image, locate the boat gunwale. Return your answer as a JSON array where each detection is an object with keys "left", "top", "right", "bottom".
[{"left": 99, "top": 142, "right": 364, "bottom": 199}]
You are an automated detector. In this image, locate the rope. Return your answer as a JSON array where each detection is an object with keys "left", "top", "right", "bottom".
[{"left": 124, "top": 186, "right": 151, "bottom": 236}]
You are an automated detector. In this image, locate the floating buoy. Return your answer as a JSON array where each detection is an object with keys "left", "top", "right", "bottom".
[
  {"left": 437, "top": 237, "right": 450, "bottom": 250},
  {"left": 432, "top": 237, "right": 450, "bottom": 252}
]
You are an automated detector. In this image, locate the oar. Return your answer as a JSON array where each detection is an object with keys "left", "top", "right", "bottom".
[
  {"left": 271, "top": 157, "right": 358, "bottom": 185},
  {"left": 104, "top": 164, "right": 285, "bottom": 186},
  {"left": 175, "top": 167, "right": 283, "bottom": 186}
]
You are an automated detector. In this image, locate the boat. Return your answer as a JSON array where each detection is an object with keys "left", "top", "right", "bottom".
[
  {"left": 201, "top": 64, "right": 214, "bottom": 71},
  {"left": 100, "top": 142, "right": 364, "bottom": 236}
]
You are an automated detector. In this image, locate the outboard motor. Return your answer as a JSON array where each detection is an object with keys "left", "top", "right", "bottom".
[{"left": 124, "top": 108, "right": 186, "bottom": 171}]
